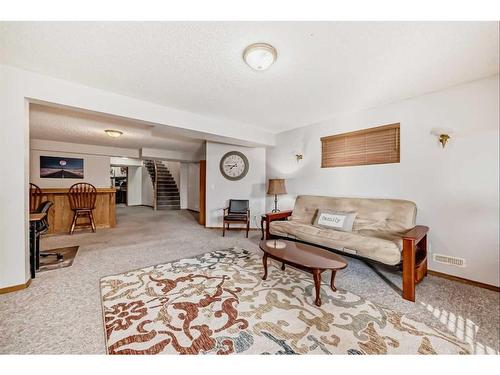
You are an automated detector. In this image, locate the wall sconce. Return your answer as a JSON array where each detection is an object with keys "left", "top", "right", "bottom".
[
  {"left": 438, "top": 134, "right": 450, "bottom": 148},
  {"left": 431, "top": 128, "right": 453, "bottom": 148},
  {"left": 292, "top": 149, "right": 304, "bottom": 162}
]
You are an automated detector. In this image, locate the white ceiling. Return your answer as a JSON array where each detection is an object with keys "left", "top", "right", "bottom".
[
  {"left": 2, "top": 22, "right": 499, "bottom": 133},
  {"left": 29, "top": 104, "right": 205, "bottom": 153}
]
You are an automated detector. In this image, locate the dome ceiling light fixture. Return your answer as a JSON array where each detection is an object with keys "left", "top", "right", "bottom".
[
  {"left": 243, "top": 43, "right": 277, "bottom": 71},
  {"left": 105, "top": 129, "right": 123, "bottom": 138}
]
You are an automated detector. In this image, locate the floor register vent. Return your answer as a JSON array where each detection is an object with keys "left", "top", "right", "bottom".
[{"left": 433, "top": 254, "right": 466, "bottom": 267}]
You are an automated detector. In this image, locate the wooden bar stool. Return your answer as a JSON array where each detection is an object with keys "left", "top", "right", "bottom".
[{"left": 68, "top": 183, "right": 97, "bottom": 235}]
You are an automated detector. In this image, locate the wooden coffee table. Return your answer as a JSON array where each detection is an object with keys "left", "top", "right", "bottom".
[{"left": 259, "top": 239, "right": 347, "bottom": 307}]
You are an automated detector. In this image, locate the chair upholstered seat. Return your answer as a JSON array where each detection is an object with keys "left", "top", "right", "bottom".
[{"left": 224, "top": 214, "right": 248, "bottom": 221}]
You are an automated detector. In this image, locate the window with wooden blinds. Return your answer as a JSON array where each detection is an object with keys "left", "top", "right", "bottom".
[{"left": 321, "top": 123, "right": 400, "bottom": 168}]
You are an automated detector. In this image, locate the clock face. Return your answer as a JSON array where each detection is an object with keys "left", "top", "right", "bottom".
[{"left": 220, "top": 151, "right": 249, "bottom": 181}]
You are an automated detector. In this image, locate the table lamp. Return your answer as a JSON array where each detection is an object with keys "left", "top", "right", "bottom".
[{"left": 267, "top": 179, "right": 287, "bottom": 213}]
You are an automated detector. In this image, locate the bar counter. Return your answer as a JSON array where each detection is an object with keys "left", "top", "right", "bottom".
[{"left": 39, "top": 187, "right": 116, "bottom": 235}]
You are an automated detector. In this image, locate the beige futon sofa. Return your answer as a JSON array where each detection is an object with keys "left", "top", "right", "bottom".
[{"left": 265, "top": 195, "right": 429, "bottom": 301}]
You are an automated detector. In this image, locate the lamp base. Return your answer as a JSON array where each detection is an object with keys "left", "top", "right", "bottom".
[{"left": 272, "top": 194, "right": 280, "bottom": 213}]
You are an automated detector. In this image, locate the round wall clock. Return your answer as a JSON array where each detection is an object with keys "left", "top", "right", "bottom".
[{"left": 219, "top": 151, "right": 249, "bottom": 181}]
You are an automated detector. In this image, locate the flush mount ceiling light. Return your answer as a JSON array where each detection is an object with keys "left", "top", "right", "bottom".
[
  {"left": 243, "top": 43, "right": 277, "bottom": 71},
  {"left": 105, "top": 129, "right": 123, "bottom": 138}
]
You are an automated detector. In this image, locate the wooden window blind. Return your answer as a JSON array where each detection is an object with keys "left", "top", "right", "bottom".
[{"left": 321, "top": 123, "right": 400, "bottom": 168}]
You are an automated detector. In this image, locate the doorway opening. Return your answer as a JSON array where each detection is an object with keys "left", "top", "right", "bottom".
[{"left": 111, "top": 166, "right": 128, "bottom": 206}]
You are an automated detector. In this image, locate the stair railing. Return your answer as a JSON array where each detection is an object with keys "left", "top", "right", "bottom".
[{"left": 153, "top": 161, "right": 158, "bottom": 211}]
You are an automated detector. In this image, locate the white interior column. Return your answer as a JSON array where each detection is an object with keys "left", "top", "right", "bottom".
[
  {"left": 126, "top": 166, "right": 142, "bottom": 206},
  {"left": 179, "top": 162, "right": 189, "bottom": 209},
  {"left": 0, "top": 66, "right": 30, "bottom": 288}
]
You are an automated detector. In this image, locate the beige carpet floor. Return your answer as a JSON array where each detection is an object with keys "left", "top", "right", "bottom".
[{"left": 0, "top": 206, "right": 498, "bottom": 354}]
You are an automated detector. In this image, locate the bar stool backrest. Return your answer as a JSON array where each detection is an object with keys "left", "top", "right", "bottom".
[
  {"left": 68, "top": 183, "right": 97, "bottom": 210},
  {"left": 29, "top": 183, "right": 43, "bottom": 213}
]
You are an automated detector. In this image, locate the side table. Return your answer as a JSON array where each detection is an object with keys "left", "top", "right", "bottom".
[{"left": 260, "top": 210, "right": 294, "bottom": 240}]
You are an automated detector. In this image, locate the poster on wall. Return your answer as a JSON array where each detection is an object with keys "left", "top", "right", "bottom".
[{"left": 40, "top": 156, "right": 84, "bottom": 179}]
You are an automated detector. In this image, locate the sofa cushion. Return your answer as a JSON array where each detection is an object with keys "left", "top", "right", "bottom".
[
  {"left": 269, "top": 220, "right": 403, "bottom": 265},
  {"left": 290, "top": 195, "right": 416, "bottom": 233}
]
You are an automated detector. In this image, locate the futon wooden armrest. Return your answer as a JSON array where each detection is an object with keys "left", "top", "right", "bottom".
[
  {"left": 403, "top": 225, "right": 429, "bottom": 243},
  {"left": 402, "top": 225, "right": 429, "bottom": 302},
  {"left": 264, "top": 210, "right": 293, "bottom": 240},
  {"left": 266, "top": 210, "right": 293, "bottom": 222}
]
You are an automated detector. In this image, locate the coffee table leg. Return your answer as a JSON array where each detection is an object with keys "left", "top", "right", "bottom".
[
  {"left": 330, "top": 270, "right": 337, "bottom": 292},
  {"left": 312, "top": 269, "right": 322, "bottom": 307},
  {"left": 262, "top": 253, "right": 268, "bottom": 280},
  {"left": 281, "top": 262, "right": 285, "bottom": 271},
  {"left": 260, "top": 216, "right": 265, "bottom": 240}
]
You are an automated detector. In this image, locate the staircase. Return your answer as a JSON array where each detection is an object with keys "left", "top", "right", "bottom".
[{"left": 143, "top": 160, "right": 181, "bottom": 210}]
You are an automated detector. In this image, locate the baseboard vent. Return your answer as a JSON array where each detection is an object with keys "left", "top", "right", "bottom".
[{"left": 433, "top": 254, "right": 466, "bottom": 267}]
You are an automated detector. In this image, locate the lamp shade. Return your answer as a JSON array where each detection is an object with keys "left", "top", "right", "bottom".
[{"left": 267, "top": 179, "right": 287, "bottom": 195}]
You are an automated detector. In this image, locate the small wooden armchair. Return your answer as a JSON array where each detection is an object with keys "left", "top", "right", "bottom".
[
  {"left": 222, "top": 199, "right": 250, "bottom": 238},
  {"left": 68, "top": 182, "right": 97, "bottom": 235}
]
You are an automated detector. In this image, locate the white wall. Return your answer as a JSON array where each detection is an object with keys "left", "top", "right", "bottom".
[
  {"left": 195, "top": 142, "right": 207, "bottom": 161},
  {"left": 179, "top": 163, "right": 188, "bottom": 209},
  {"left": 30, "top": 148, "right": 111, "bottom": 188},
  {"left": 33, "top": 139, "right": 139, "bottom": 158},
  {"left": 0, "top": 66, "right": 30, "bottom": 288},
  {"left": 110, "top": 157, "right": 143, "bottom": 166},
  {"left": 187, "top": 163, "right": 200, "bottom": 211},
  {"left": 266, "top": 76, "right": 499, "bottom": 286},
  {"left": 127, "top": 166, "right": 142, "bottom": 206},
  {"left": 141, "top": 148, "right": 200, "bottom": 162},
  {"left": 141, "top": 167, "right": 154, "bottom": 207},
  {"left": 186, "top": 142, "right": 205, "bottom": 212},
  {"left": 206, "top": 142, "right": 266, "bottom": 228}
]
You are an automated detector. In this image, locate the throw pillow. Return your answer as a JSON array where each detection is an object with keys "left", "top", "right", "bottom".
[{"left": 313, "top": 209, "right": 357, "bottom": 232}]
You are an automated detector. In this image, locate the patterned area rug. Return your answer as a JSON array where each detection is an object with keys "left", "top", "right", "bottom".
[{"left": 100, "top": 248, "right": 472, "bottom": 354}]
